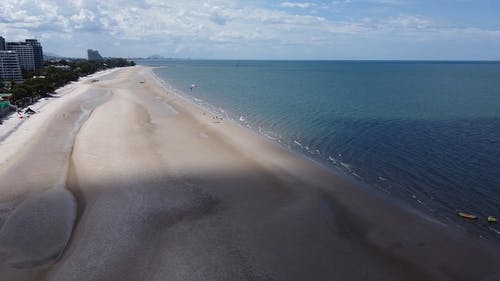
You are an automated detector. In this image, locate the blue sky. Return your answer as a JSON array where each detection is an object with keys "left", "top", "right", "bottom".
[{"left": 1, "top": 0, "right": 499, "bottom": 59}]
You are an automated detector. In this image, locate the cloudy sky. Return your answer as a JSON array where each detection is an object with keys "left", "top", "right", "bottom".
[{"left": 1, "top": 0, "right": 499, "bottom": 59}]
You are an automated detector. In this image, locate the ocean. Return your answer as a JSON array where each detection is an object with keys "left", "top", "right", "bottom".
[{"left": 138, "top": 60, "right": 500, "bottom": 239}]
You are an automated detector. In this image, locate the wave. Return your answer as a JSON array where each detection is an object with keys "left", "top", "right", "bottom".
[
  {"left": 489, "top": 227, "right": 500, "bottom": 235},
  {"left": 340, "top": 162, "right": 351, "bottom": 171},
  {"left": 328, "top": 156, "right": 337, "bottom": 164},
  {"left": 293, "top": 140, "right": 303, "bottom": 148}
]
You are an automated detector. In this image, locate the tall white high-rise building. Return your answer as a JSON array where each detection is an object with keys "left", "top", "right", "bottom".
[
  {"left": 6, "top": 39, "right": 44, "bottom": 71},
  {"left": 0, "top": 51, "right": 23, "bottom": 82},
  {"left": 7, "top": 42, "right": 34, "bottom": 71}
]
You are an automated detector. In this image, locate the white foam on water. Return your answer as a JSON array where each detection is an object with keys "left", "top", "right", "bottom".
[
  {"left": 264, "top": 134, "right": 277, "bottom": 140},
  {"left": 328, "top": 156, "right": 337, "bottom": 163},
  {"left": 489, "top": 227, "right": 500, "bottom": 235},
  {"left": 340, "top": 162, "right": 351, "bottom": 170},
  {"left": 293, "top": 140, "right": 303, "bottom": 148},
  {"left": 307, "top": 149, "right": 321, "bottom": 155}
]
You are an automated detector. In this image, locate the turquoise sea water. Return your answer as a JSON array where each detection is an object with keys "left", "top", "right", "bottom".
[{"left": 139, "top": 60, "right": 500, "bottom": 239}]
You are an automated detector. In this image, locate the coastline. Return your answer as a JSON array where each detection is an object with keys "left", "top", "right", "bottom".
[
  {"left": 148, "top": 65, "right": 500, "bottom": 241},
  {"left": 141, "top": 66, "right": 500, "bottom": 278},
  {"left": 0, "top": 66, "right": 498, "bottom": 280}
]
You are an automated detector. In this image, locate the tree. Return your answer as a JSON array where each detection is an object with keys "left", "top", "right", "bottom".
[
  {"left": 31, "top": 79, "right": 55, "bottom": 97},
  {"left": 11, "top": 85, "right": 30, "bottom": 106},
  {"left": 9, "top": 56, "right": 135, "bottom": 107}
]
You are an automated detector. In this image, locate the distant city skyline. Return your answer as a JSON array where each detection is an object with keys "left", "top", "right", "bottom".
[{"left": 1, "top": 0, "right": 500, "bottom": 60}]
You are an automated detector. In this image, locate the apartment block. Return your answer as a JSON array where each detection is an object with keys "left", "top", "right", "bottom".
[
  {"left": 6, "top": 39, "right": 44, "bottom": 71},
  {"left": 0, "top": 51, "right": 23, "bottom": 82}
]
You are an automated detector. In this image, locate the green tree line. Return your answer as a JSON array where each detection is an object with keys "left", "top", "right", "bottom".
[{"left": 9, "top": 58, "right": 135, "bottom": 107}]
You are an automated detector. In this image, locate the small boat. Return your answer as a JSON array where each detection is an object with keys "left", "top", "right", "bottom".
[
  {"left": 488, "top": 216, "right": 498, "bottom": 223},
  {"left": 458, "top": 212, "right": 478, "bottom": 220}
]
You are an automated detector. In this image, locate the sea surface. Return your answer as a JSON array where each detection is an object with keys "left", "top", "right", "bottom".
[{"left": 138, "top": 59, "right": 500, "bottom": 239}]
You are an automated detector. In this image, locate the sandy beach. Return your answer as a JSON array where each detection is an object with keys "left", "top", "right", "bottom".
[{"left": 0, "top": 66, "right": 498, "bottom": 281}]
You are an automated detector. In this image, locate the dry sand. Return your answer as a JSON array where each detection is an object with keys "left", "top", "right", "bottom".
[{"left": 0, "top": 66, "right": 499, "bottom": 281}]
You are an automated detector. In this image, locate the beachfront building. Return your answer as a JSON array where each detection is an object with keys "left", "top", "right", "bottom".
[
  {"left": 0, "top": 36, "right": 5, "bottom": 51},
  {"left": 25, "top": 39, "right": 43, "bottom": 70},
  {"left": 7, "top": 42, "right": 34, "bottom": 71},
  {"left": 0, "top": 51, "right": 23, "bottom": 82},
  {"left": 6, "top": 39, "right": 44, "bottom": 71},
  {"left": 87, "top": 49, "right": 103, "bottom": 61}
]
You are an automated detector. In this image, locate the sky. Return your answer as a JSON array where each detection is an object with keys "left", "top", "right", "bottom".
[{"left": 1, "top": 0, "right": 499, "bottom": 60}]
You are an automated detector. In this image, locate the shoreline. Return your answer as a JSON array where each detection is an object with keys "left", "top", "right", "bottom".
[
  {"left": 147, "top": 66, "right": 499, "bottom": 242},
  {"left": 148, "top": 64, "right": 500, "bottom": 271},
  {"left": 148, "top": 67, "right": 360, "bottom": 184},
  {"left": 0, "top": 66, "right": 498, "bottom": 280},
  {"left": 141, "top": 65, "right": 500, "bottom": 269}
]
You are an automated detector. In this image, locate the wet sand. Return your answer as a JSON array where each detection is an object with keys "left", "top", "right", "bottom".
[{"left": 0, "top": 66, "right": 499, "bottom": 281}]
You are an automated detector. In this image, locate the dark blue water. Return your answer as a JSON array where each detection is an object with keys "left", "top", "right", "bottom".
[{"left": 140, "top": 60, "right": 500, "bottom": 239}]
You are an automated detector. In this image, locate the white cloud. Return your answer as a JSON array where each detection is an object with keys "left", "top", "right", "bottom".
[
  {"left": 280, "top": 2, "right": 316, "bottom": 9},
  {"left": 70, "top": 9, "right": 96, "bottom": 28},
  {"left": 381, "top": 15, "right": 434, "bottom": 30},
  {"left": 0, "top": 0, "right": 498, "bottom": 59}
]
